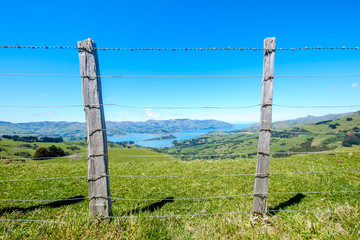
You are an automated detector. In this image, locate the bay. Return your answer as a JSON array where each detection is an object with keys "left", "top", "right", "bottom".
[{"left": 108, "top": 123, "right": 249, "bottom": 148}]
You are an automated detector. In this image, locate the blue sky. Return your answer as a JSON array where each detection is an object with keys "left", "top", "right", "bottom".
[{"left": 0, "top": 0, "right": 359, "bottom": 123}]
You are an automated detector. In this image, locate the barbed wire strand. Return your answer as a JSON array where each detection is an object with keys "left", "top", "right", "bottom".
[
  {"left": 0, "top": 103, "right": 262, "bottom": 109},
  {"left": 1, "top": 128, "right": 359, "bottom": 138},
  {"left": 0, "top": 176, "right": 87, "bottom": 182},
  {"left": 0, "top": 219, "right": 66, "bottom": 224},
  {"left": 0, "top": 129, "right": 238, "bottom": 136},
  {"left": 0, "top": 154, "right": 85, "bottom": 161},
  {"left": 0, "top": 45, "right": 359, "bottom": 51},
  {"left": 0, "top": 103, "right": 359, "bottom": 109},
  {"left": 106, "top": 150, "right": 360, "bottom": 157},
  {"left": 170, "top": 131, "right": 360, "bottom": 136},
  {"left": 1, "top": 149, "right": 358, "bottom": 162},
  {"left": 108, "top": 209, "right": 353, "bottom": 219},
  {"left": 0, "top": 209, "right": 354, "bottom": 224},
  {"left": 108, "top": 170, "right": 360, "bottom": 179},
  {"left": 1, "top": 73, "right": 360, "bottom": 78},
  {"left": 270, "top": 131, "right": 360, "bottom": 135},
  {"left": 111, "top": 190, "right": 360, "bottom": 201},
  {"left": 273, "top": 104, "right": 360, "bottom": 109},
  {"left": 1, "top": 190, "right": 359, "bottom": 203},
  {"left": 0, "top": 197, "right": 87, "bottom": 202},
  {"left": 1, "top": 130, "right": 359, "bottom": 138},
  {"left": 0, "top": 133, "right": 81, "bottom": 136},
  {"left": 1, "top": 169, "right": 358, "bottom": 183}
]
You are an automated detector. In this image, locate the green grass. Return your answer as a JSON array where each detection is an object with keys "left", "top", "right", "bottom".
[{"left": 1, "top": 141, "right": 360, "bottom": 239}]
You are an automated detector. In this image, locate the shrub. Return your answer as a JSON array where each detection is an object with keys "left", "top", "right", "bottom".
[
  {"left": 329, "top": 123, "right": 340, "bottom": 129},
  {"left": 346, "top": 117, "right": 353, "bottom": 121},
  {"left": 20, "top": 144, "right": 38, "bottom": 150},
  {"left": 33, "top": 145, "right": 66, "bottom": 160},
  {"left": 66, "top": 145, "right": 80, "bottom": 151},
  {"left": 2, "top": 135, "right": 13, "bottom": 139},
  {"left": 315, "top": 120, "right": 332, "bottom": 125},
  {"left": 14, "top": 151, "right": 32, "bottom": 158},
  {"left": 342, "top": 134, "right": 360, "bottom": 147}
]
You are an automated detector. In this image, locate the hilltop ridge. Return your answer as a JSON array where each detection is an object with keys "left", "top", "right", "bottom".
[{"left": 0, "top": 119, "right": 235, "bottom": 140}]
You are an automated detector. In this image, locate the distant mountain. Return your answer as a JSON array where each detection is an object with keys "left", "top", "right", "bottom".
[
  {"left": 107, "top": 119, "right": 235, "bottom": 134},
  {"left": 272, "top": 112, "right": 354, "bottom": 129},
  {"left": 0, "top": 119, "right": 235, "bottom": 140},
  {"left": 0, "top": 121, "right": 86, "bottom": 141},
  {"left": 235, "top": 112, "right": 355, "bottom": 132}
]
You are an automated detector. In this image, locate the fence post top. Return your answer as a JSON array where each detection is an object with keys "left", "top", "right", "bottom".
[
  {"left": 264, "top": 37, "right": 276, "bottom": 41},
  {"left": 77, "top": 38, "right": 96, "bottom": 52}
]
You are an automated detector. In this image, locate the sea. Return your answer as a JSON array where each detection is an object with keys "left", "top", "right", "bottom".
[{"left": 108, "top": 123, "right": 249, "bottom": 148}]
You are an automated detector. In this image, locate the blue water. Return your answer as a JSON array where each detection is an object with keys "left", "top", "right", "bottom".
[{"left": 108, "top": 124, "right": 249, "bottom": 148}]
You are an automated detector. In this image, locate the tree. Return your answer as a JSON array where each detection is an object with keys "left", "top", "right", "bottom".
[
  {"left": 33, "top": 145, "right": 66, "bottom": 160},
  {"left": 342, "top": 134, "right": 360, "bottom": 147},
  {"left": 33, "top": 147, "right": 49, "bottom": 159}
]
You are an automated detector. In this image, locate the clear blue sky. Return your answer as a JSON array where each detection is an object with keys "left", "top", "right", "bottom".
[{"left": 0, "top": 0, "right": 359, "bottom": 123}]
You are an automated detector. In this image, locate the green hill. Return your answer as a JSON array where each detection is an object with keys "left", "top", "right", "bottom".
[
  {"left": 272, "top": 112, "right": 354, "bottom": 129},
  {"left": 159, "top": 111, "right": 360, "bottom": 159}
]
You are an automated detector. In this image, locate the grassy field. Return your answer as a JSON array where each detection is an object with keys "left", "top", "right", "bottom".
[{"left": 0, "top": 138, "right": 359, "bottom": 239}]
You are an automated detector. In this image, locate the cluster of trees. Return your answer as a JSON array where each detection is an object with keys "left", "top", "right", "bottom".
[
  {"left": 342, "top": 133, "right": 360, "bottom": 147},
  {"left": 33, "top": 145, "right": 66, "bottom": 160},
  {"left": 271, "top": 132, "right": 298, "bottom": 138},
  {"left": 2, "top": 135, "right": 63, "bottom": 143},
  {"left": 315, "top": 120, "right": 333, "bottom": 125},
  {"left": 14, "top": 151, "right": 32, "bottom": 158},
  {"left": 329, "top": 123, "right": 341, "bottom": 129},
  {"left": 116, "top": 141, "right": 135, "bottom": 145},
  {"left": 66, "top": 145, "right": 80, "bottom": 151}
]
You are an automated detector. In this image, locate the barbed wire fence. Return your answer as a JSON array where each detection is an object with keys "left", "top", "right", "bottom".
[{"left": 0, "top": 38, "right": 359, "bottom": 223}]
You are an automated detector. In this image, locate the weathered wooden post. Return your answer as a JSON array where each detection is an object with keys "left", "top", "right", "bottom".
[
  {"left": 253, "top": 37, "right": 275, "bottom": 214},
  {"left": 78, "top": 38, "right": 111, "bottom": 218}
]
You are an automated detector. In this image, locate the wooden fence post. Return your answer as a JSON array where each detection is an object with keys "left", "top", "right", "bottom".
[
  {"left": 78, "top": 38, "right": 112, "bottom": 218},
  {"left": 253, "top": 37, "right": 276, "bottom": 214}
]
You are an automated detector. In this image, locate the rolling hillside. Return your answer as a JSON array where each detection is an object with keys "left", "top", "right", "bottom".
[
  {"left": 159, "top": 111, "right": 360, "bottom": 158},
  {"left": 236, "top": 111, "right": 354, "bottom": 133}
]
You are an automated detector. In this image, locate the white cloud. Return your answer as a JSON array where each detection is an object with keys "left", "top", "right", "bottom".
[
  {"left": 351, "top": 83, "right": 359, "bottom": 87},
  {"left": 144, "top": 109, "right": 160, "bottom": 118},
  {"left": 119, "top": 112, "right": 129, "bottom": 115}
]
